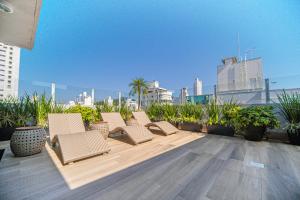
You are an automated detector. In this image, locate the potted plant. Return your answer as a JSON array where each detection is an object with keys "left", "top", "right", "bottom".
[
  {"left": 66, "top": 105, "right": 98, "bottom": 129},
  {"left": 206, "top": 100, "right": 238, "bottom": 136},
  {"left": 236, "top": 106, "right": 279, "bottom": 141},
  {"left": 0, "top": 97, "right": 17, "bottom": 141},
  {"left": 10, "top": 95, "right": 47, "bottom": 157},
  {"left": 177, "top": 104, "right": 203, "bottom": 132},
  {"left": 276, "top": 91, "right": 300, "bottom": 145}
]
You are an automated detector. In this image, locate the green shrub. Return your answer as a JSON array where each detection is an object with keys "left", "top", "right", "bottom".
[
  {"left": 120, "top": 104, "right": 133, "bottom": 121},
  {"left": 146, "top": 103, "right": 204, "bottom": 124},
  {"left": 66, "top": 105, "right": 97, "bottom": 127},
  {"left": 236, "top": 106, "right": 279, "bottom": 130},
  {"left": 178, "top": 103, "right": 203, "bottom": 123},
  {"left": 205, "top": 100, "right": 222, "bottom": 125},
  {"left": 146, "top": 103, "right": 178, "bottom": 123},
  {"left": 220, "top": 100, "right": 241, "bottom": 127},
  {"left": 0, "top": 94, "right": 64, "bottom": 129},
  {"left": 276, "top": 90, "right": 300, "bottom": 130},
  {"left": 205, "top": 99, "right": 240, "bottom": 127}
]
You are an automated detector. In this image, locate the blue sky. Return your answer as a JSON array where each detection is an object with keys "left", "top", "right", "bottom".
[{"left": 21, "top": 0, "right": 300, "bottom": 94}]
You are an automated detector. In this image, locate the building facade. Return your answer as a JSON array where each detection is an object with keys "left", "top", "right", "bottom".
[
  {"left": 179, "top": 87, "right": 189, "bottom": 104},
  {"left": 193, "top": 78, "right": 202, "bottom": 96},
  {"left": 142, "top": 81, "right": 173, "bottom": 106},
  {"left": 217, "top": 57, "right": 264, "bottom": 93},
  {"left": 0, "top": 42, "right": 20, "bottom": 99}
]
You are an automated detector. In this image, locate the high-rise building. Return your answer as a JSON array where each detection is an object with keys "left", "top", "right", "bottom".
[
  {"left": 217, "top": 57, "right": 264, "bottom": 93},
  {"left": 0, "top": 42, "right": 20, "bottom": 99},
  {"left": 179, "top": 87, "right": 189, "bottom": 104},
  {"left": 193, "top": 78, "right": 203, "bottom": 96}
]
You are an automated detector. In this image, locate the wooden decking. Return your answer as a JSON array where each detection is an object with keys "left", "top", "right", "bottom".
[
  {"left": 0, "top": 130, "right": 203, "bottom": 199},
  {"left": 1, "top": 132, "right": 300, "bottom": 200}
]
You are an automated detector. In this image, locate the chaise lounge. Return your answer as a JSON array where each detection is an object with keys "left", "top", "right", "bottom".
[
  {"left": 101, "top": 112, "right": 154, "bottom": 145},
  {"left": 48, "top": 113, "right": 111, "bottom": 165},
  {"left": 132, "top": 111, "right": 179, "bottom": 135}
]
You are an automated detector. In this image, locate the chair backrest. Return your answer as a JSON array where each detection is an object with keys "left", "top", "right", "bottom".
[
  {"left": 48, "top": 113, "right": 85, "bottom": 142},
  {"left": 100, "top": 112, "right": 126, "bottom": 131},
  {"left": 132, "top": 111, "right": 152, "bottom": 126}
]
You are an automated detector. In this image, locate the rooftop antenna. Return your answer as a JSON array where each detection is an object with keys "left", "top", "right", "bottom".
[{"left": 237, "top": 32, "right": 241, "bottom": 62}]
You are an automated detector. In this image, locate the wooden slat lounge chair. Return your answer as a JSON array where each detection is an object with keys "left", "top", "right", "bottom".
[
  {"left": 132, "top": 111, "right": 179, "bottom": 135},
  {"left": 48, "top": 113, "right": 110, "bottom": 165},
  {"left": 100, "top": 112, "right": 154, "bottom": 145}
]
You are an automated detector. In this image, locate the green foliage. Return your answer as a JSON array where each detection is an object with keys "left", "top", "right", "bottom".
[
  {"left": 276, "top": 90, "right": 300, "bottom": 130},
  {"left": 120, "top": 104, "right": 133, "bottom": 121},
  {"left": 178, "top": 103, "right": 203, "bottom": 123},
  {"left": 236, "top": 106, "right": 279, "bottom": 130},
  {"left": 95, "top": 102, "right": 116, "bottom": 121},
  {"left": 220, "top": 100, "right": 241, "bottom": 127},
  {"left": 146, "top": 103, "right": 203, "bottom": 124},
  {"left": 205, "top": 99, "right": 240, "bottom": 127},
  {"left": 66, "top": 105, "right": 97, "bottom": 126},
  {"left": 129, "top": 78, "right": 148, "bottom": 110},
  {"left": 0, "top": 94, "right": 65, "bottom": 129},
  {"left": 205, "top": 100, "right": 221, "bottom": 125},
  {"left": 146, "top": 103, "right": 178, "bottom": 123}
]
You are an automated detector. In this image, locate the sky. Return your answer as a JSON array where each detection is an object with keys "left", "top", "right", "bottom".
[{"left": 21, "top": 0, "right": 300, "bottom": 95}]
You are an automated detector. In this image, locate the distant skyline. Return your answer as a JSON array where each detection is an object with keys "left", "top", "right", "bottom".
[{"left": 20, "top": 0, "right": 300, "bottom": 93}]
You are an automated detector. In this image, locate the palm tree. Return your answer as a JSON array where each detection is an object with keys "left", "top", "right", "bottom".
[{"left": 129, "top": 78, "right": 148, "bottom": 110}]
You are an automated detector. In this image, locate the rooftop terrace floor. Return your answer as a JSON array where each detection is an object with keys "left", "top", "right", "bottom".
[{"left": 1, "top": 132, "right": 300, "bottom": 200}]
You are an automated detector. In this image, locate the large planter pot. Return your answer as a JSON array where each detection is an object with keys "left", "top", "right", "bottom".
[
  {"left": 207, "top": 124, "right": 235, "bottom": 136},
  {"left": 243, "top": 125, "right": 266, "bottom": 141},
  {"left": 287, "top": 128, "right": 300, "bottom": 145},
  {"left": 10, "top": 127, "right": 47, "bottom": 157},
  {"left": 0, "top": 127, "right": 15, "bottom": 141},
  {"left": 178, "top": 122, "right": 202, "bottom": 132}
]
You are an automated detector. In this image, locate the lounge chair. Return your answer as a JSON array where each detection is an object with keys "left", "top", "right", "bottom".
[
  {"left": 100, "top": 112, "right": 154, "bottom": 145},
  {"left": 48, "top": 113, "right": 110, "bottom": 165},
  {"left": 132, "top": 111, "right": 179, "bottom": 135}
]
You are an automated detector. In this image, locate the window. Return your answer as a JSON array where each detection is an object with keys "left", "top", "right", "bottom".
[
  {"left": 9, "top": 61, "right": 12, "bottom": 64},
  {"left": 8, "top": 66, "right": 12, "bottom": 69},
  {"left": 9, "top": 56, "right": 12, "bottom": 60},
  {"left": 8, "top": 80, "right": 11, "bottom": 84},
  {"left": 8, "top": 71, "right": 12, "bottom": 74},
  {"left": 8, "top": 75, "right": 11, "bottom": 79},
  {"left": 9, "top": 52, "right": 12, "bottom": 55},
  {"left": 7, "top": 85, "right": 11, "bottom": 89},
  {"left": 10, "top": 47, "right": 13, "bottom": 50}
]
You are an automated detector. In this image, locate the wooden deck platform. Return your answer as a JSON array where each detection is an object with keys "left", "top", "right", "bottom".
[
  {"left": 0, "top": 130, "right": 203, "bottom": 199},
  {"left": 1, "top": 132, "right": 300, "bottom": 200}
]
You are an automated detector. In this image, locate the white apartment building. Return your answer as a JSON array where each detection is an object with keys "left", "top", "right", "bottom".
[
  {"left": 217, "top": 57, "right": 264, "bottom": 93},
  {"left": 194, "top": 78, "right": 203, "bottom": 96},
  {"left": 142, "top": 81, "right": 173, "bottom": 106},
  {"left": 0, "top": 42, "right": 20, "bottom": 99}
]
